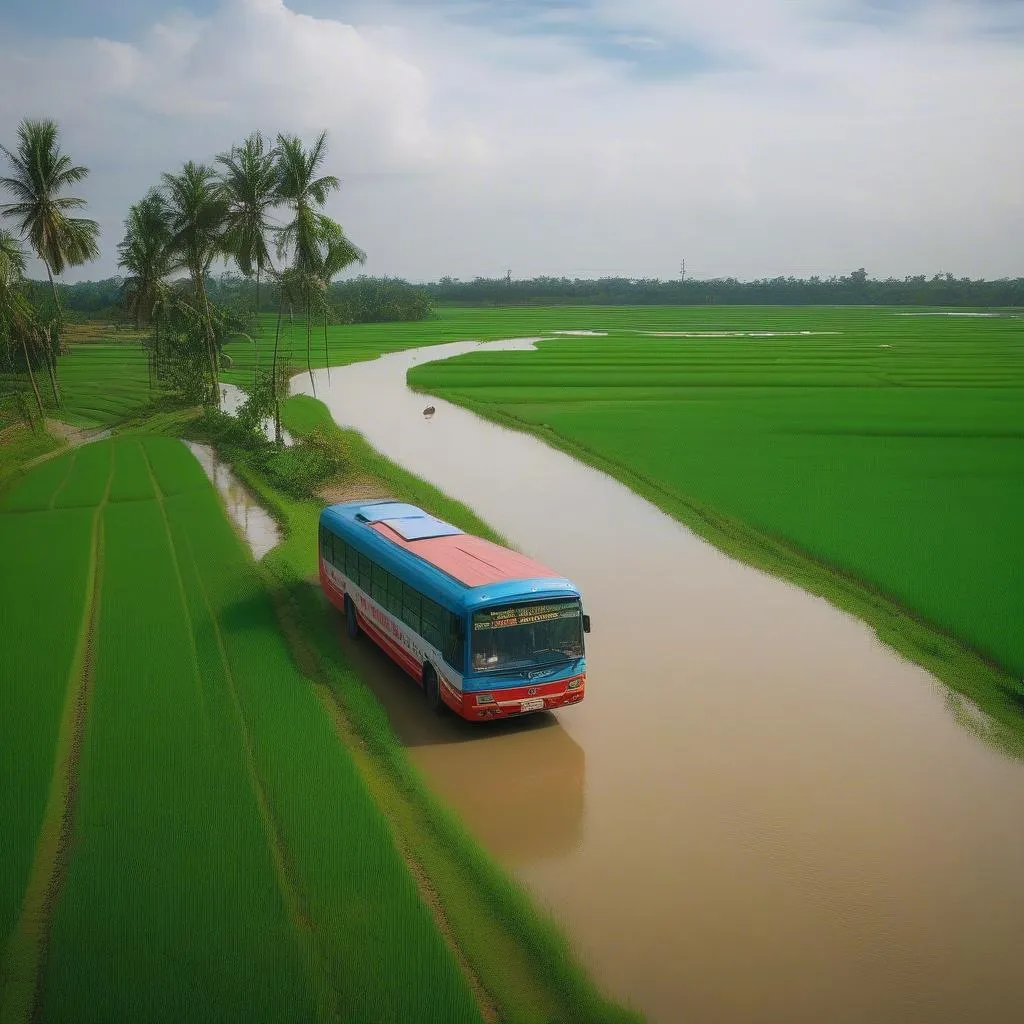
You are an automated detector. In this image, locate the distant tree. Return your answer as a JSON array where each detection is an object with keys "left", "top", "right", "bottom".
[
  {"left": 117, "top": 191, "right": 175, "bottom": 328},
  {"left": 0, "top": 118, "right": 100, "bottom": 407},
  {"left": 217, "top": 132, "right": 279, "bottom": 318}
]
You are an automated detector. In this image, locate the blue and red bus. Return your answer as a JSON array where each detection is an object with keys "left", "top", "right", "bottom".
[{"left": 318, "top": 500, "right": 589, "bottom": 720}]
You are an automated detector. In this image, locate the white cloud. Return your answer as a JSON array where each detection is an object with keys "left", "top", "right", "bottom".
[{"left": 0, "top": 0, "right": 1021, "bottom": 281}]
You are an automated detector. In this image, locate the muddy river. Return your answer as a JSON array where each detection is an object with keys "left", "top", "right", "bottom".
[{"left": 293, "top": 341, "right": 1024, "bottom": 1024}]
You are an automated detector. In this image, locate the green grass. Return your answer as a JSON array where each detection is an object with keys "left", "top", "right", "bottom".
[
  {"left": 0, "top": 426, "right": 62, "bottom": 493},
  {"left": 1, "top": 436, "right": 484, "bottom": 1024},
  {"left": 222, "top": 305, "right": 907, "bottom": 387},
  {"left": 55, "top": 343, "right": 151, "bottom": 428},
  {"left": 0, "top": 499, "right": 93, "bottom": 952},
  {"left": 409, "top": 308, "right": 1024, "bottom": 729}
]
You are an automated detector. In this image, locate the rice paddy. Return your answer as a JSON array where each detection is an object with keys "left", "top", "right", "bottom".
[
  {"left": 0, "top": 436, "right": 484, "bottom": 1023},
  {"left": 408, "top": 308, "right": 1024, "bottom": 713}
]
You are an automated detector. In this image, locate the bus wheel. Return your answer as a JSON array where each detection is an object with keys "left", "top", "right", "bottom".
[
  {"left": 344, "top": 595, "right": 360, "bottom": 640},
  {"left": 423, "top": 664, "right": 444, "bottom": 715}
]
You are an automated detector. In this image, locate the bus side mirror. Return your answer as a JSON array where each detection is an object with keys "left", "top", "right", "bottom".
[{"left": 582, "top": 615, "right": 591, "bottom": 634}]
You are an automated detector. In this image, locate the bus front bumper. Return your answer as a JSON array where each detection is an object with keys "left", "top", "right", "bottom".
[{"left": 456, "top": 675, "right": 586, "bottom": 720}]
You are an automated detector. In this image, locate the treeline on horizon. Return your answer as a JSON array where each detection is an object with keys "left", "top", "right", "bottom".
[
  {"left": 30, "top": 274, "right": 432, "bottom": 323},
  {"left": 42, "top": 266, "right": 1024, "bottom": 314}
]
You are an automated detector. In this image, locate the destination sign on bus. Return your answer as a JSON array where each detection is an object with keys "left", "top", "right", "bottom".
[{"left": 473, "top": 601, "right": 580, "bottom": 631}]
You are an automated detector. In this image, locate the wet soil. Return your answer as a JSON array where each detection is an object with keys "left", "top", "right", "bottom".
[{"left": 292, "top": 341, "right": 1024, "bottom": 1024}]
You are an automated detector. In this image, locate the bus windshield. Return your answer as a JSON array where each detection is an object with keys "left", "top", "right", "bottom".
[{"left": 471, "top": 599, "right": 584, "bottom": 674}]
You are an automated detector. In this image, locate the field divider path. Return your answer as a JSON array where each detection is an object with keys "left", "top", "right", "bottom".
[
  {"left": 166, "top": 519, "right": 344, "bottom": 1024},
  {"left": 0, "top": 446, "right": 114, "bottom": 1024}
]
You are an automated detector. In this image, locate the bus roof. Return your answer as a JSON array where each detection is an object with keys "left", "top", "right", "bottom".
[{"left": 320, "top": 500, "right": 580, "bottom": 611}]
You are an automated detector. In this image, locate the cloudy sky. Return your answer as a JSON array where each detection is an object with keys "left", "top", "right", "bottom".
[{"left": 1, "top": 0, "right": 1021, "bottom": 282}]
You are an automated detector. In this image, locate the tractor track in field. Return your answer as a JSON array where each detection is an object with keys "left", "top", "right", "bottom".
[
  {"left": 143, "top": 448, "right": 343, "bottom": 1022},
  {"left": 268, "top": 586, "right": 502, "bottom": 1024},
  {"left": 45, "top": 450, "right": 77, "bottom": 511},
  {"left": 0, "top": 448, "right": 113, "bottom": 1024}
]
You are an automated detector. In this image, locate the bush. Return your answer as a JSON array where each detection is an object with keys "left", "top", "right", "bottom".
[{"left": 189, "top": 410, "right": 346, "bottom": 500}]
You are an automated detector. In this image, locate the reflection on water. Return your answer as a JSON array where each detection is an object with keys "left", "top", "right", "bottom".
[
  {"left": 331, "top": 600, "right": 584, "bottom": 863},
  {"left": 183, "top": 440, "right": 281, "bottom": 559},
  {"left": 292, "top": 343, "right": 1024, "bottom": 1024}
]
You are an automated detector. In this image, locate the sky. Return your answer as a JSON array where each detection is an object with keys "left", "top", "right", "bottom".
[{"left": 0, "top": 0, "right": 1022, "bottom": 283}]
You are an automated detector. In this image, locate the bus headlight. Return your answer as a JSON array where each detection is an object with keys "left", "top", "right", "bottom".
[
  {"left": 476, "top": 693, "right": 495, "bottom": 705},
  {"left": 567, "top": 678, "right": 582, "bottom": 690}
]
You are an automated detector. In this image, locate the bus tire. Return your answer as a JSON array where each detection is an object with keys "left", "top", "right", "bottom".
[
  {"left": 344, "top": 595, "right": 360, "bottom": 640},
  {"left": 423, "top": 664, "right": 444, "bottom": 715}
]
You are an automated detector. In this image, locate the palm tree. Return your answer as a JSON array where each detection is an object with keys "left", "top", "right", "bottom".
[
  {"left": 316, "top": 223, "right": 365, "bottom": 380},
  {"left": 275, "top": 131, "right": 342, "bottom": 393},
  {"left": 117, "top": 191, "right": 175, "bottom": 329},
  {"left": 217, "top": 132, "right": 278, "bottom": 318},
  {"left": 160, "top": 161, "right": 228, "bottom": 401},
  {"left": 0, "top": 118, "right": 100, "bottom": 408},
  {"left": 0, "top": 229, "right": 45, "bottom": 420},
  {"left": 275, "top": 131, "right": 364, "bottom": 394}
]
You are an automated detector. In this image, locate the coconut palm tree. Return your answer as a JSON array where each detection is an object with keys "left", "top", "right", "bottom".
[
  {"left": 275, "top": 131, "right": 364, "bottom": 393},
  {"left": 0, "top": 229, "right": 45, "bottom": 420},
  {"left": 0, "top": 118, "right": 100, "bottom": 408},
  {"left": 217, "top": 132, "right": 278, "bottom": 318},
  {"left": 316, "top": 223, "right": 365, "bottom": 380},
  {"left": 160, "top": 161, "right": 228, "bottom": 401},
  {"left": 117, "top": 191, "right": 175, "bottom": 329}
]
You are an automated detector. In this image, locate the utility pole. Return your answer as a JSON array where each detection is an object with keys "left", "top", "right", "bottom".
[{"left": 679, "top": 259, "right": 686, "bottom": 283}]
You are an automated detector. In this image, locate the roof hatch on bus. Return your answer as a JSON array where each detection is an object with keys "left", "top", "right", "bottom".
[
  {"left": 382, "top": 516, "right": 463, "bottom": 541},
  {"left": 354, "top": 501, "right": 426, "bottom": 523}
]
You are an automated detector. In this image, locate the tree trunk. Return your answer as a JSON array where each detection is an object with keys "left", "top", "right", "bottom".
[
  {"left": 273, "top": 289, "right": 285, "bottom": 445},
  {"left": 20, "top": 334, "right": 45, "bottom": 422},
  {"left": 196, "top": 272, "right": 219, "bottom": 405},
  {"left": 324, "top": 307, "right": 331, "bottom": 384},
  {"left": 43, "top": 262, "right": 63, "bottom": 408},
  {"left": 305, "top": 293, "right": 316, "bottom": 397},
  {"left": 255, "top": 268, "right": 261, "bottom": 323}
]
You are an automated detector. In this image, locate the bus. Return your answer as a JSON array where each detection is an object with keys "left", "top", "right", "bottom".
[{"left": 318, "top": 500, "right": 590, "bottom": 720}]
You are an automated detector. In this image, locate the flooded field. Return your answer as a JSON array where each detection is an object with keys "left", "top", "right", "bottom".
[
  {"left": 293, "top": 343, "right": 1024, "bottom": 1024},
  {"left": 183, "top": 440, "right": 281, "bottom": 559}
]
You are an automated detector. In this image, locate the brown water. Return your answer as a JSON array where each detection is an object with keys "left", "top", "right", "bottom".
[
  {"left": 293, "top": 342, "right": 1024, "bottom": 1024},
  {"left": 183, "top": 440, "right": 281, "bottom": 560}
]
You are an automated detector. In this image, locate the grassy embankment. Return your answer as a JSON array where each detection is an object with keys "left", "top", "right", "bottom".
[
  {"left": 0, "top": 436, "right": 486, "bottom": 1024},
  {"left": 409, "top": 308, "right": 1024, "bottom": 747}
]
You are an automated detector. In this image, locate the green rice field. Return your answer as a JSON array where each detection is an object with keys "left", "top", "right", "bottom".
[
  {"left": 0, "top": 436, "right": 483, "bottom": 1023},
  {"left": 408, "top": 308, "right": 1024, "bottom": 707}
]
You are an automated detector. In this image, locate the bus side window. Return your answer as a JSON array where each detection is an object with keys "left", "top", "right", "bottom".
[
  {"left": 386, "top": 573, "right": 403, "bottom": 617},
  {"left": 401, "top": 584, "right": 421, "bottom": 633},
  {"left": 335, "top": 539, "right": 347, "bottom": 571},
  {"left": 372, "top": 562, "right": 388, "bottom": 605},
  {"left": 358, "top": 551, "right": 372, "bottom": 591},
  {"left": 421, "top": 598, "right": 442, "bottom": 650},
  {"left": 345, "top": 542, "right": 356, "bottom": 577},
  {"left": 443, "top": 612, "right": 465, "bottom": 673}
]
